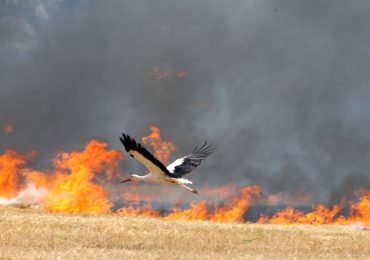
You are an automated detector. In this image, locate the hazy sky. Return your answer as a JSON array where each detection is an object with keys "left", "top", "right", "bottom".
[{"left": 1, "top": 0, "right": 370, "bottom": 203}]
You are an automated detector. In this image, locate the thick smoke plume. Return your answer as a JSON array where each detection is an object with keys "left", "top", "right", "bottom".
[{"left": 1, "top": 0, "right": 370, "bottom": 204}]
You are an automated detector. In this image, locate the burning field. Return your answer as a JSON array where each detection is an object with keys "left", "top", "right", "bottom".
[
  {"left": 1, "top": 128, "right": 369, "bottom": 259},
  {"left": 0, "top": 127, "right": 369, "bottom": 227},
  {"left": 0, "top": 127, "right": 369, "bottom": 259}
]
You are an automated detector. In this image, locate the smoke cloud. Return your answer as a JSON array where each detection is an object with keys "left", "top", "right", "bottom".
[{"left": 1, "top": 0, "right": 370, "bottom": 203}]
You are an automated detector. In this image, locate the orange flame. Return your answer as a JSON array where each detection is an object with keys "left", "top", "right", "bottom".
[
  {"left": 211, "top": 185, "right": 261, "bottom": 222},
  {"left": 351, "top": 192, "right": 370, "bottom": 225},
  {"left": 118, "top": 185, "right": 261, "bottom": 223},
  {"left": 165, "top": 201, "right": 209, "bottom": 221},
  {"left": 2, "top": 125, "right": 14, "bottom": 134},
  {"left": 142, "top": 126, "right": 175, "bottom": 164},
  {"left": 335, "top": 192, "right": 370, "bottom": 226},
  {"left": 44, "top": 140, "right": 122, "bottom": 213},
  {"left": 258, "top": 205, "right": 341, "bottom": 225},
  {"left": 257, "top": 192, "right": 370, "bottom": 226},
  {"left": 0, "top": 150, "right": 34, "bottom": 198},
  {"left": 21, "top": 140, "right": 123, "bottom": 213},
  {"left": 165, "top": 185, "right": 261, "bottom": 222}
]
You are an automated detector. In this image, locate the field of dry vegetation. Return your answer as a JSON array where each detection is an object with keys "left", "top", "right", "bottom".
[{"left": 0, "top": 206, "right": 369, "bottom": 260}]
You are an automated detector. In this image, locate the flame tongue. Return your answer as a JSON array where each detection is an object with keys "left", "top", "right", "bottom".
[
  {"left": 142, "top": 126, "right": 175, "bottom": 165},
  {"left": 257, "top": 193, "right": 370, "bottom": 226},
  {"left": 19, "top": 140, "right": 122, "bottom": 213},
  {"left": 0, "top": 150, "right": 34, "bottom": 198},
  {"left": 43, "top": 140, "right": 122, "bottom": 213}
]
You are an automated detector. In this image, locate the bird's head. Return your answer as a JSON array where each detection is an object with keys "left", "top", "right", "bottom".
[{"left": 120, "top": 174, "right": 141, "bottom": 183}]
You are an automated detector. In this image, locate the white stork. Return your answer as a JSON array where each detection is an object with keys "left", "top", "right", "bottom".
[{"left": 119, "top": 133, "right": 213, "bottom": 194}]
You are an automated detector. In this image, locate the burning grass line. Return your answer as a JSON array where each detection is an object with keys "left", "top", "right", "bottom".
[{"left": 0, "top": 126, "right": 369, "bottom": 226}]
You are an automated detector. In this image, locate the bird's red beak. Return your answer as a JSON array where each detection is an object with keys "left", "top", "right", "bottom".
[{"left": 120, "top": 178, "right": 131, "bottom": 183}]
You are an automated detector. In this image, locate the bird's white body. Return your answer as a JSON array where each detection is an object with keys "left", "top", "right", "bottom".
[
  {"left": 129, "top": 171, "right": 195, "bottom": 193},
  {"left": 131, "top": 173, "right": 192, "bottom": 185},
  {"left": 127, "top": 150, "right": 193, "bottom": 186}
]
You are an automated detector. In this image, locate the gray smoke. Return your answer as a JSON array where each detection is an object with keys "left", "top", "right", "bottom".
[{"left": 1, "top": 0, "right": 370, "bottom": 204}]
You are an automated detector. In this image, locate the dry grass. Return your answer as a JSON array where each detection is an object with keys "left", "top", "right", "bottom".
[{"left": 0, "top": 206, "right": 369, "bottom": 260}]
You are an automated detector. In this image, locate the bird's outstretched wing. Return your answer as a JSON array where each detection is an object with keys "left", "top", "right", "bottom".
[
  {"left": 166, "top": 141, "right": 214, "bottom": 178},
  {"left": 120, "top": 133, "right": 175, "bottom": 178}
]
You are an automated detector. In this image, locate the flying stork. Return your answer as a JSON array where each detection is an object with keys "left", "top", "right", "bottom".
[{"left": 119, "top": 133, "right": 213, "bottom": 194}]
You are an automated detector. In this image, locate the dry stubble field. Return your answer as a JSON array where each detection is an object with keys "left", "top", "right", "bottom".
[{"left": 0, "top": 206, "right": 369, "bottom": 260}]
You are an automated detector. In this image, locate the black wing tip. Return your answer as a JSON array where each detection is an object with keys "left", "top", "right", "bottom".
[
  {"left": 120, "top": 132, "right": 147, "bottom": 151},
  {"left": 120, "top": 132, "right": 138, "bottom": 152},
  {"left": 171, "top": 141, "right": 214, "bottom": 178},
  {"left": 192, "top": 140, "right": 215, "bottom": 155}
]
